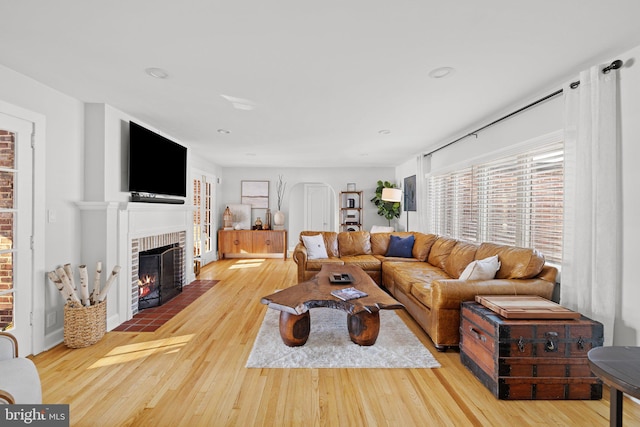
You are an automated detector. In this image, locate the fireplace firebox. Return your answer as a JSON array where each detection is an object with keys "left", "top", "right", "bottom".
[{"left": 138, "top": 244, "right": 183, "bottom": 310}]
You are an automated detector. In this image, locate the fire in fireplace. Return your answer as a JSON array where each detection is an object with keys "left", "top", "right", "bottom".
[{"left": 138, "top": 244, "right": 183, "bottom": 310}]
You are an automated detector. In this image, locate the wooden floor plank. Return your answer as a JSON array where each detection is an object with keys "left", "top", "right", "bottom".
[{"left": 31, "top": 258, "right": 640, "bottom": 426}]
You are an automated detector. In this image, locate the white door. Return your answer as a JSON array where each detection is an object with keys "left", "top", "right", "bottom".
[
  {"left": 304, "top": 184, "right": 331, "bottom": 231},
  {"left": 0, "top": 113, "right": 34, "bottom": 356}
]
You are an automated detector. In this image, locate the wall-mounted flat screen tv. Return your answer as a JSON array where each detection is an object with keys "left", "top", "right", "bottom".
[{"left": 128, "top": 121, "right": 187, "bottom": 198}]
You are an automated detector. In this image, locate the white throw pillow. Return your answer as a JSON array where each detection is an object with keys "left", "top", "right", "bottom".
[
  {"left": 370, "top": 225, "right": 395, "bottom": 233},
  {"left": 459, "top": 255, "right": 501, "bottom": 280},
  {"left": 301, "top": 234, "right": 328, "bottom": 259}
]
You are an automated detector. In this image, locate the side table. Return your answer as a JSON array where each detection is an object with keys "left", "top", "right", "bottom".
[{"left": 588, "top": 346, "right": 640, "bottom": 427}]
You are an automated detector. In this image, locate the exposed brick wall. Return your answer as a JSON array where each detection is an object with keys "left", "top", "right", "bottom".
[{"left": 0, "top": 130, "right": 14, "bottom": 329}]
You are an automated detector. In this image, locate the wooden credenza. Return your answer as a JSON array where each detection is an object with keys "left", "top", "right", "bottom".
[{"left": 218, "top": 229, "right": 287, "bottom": 259}]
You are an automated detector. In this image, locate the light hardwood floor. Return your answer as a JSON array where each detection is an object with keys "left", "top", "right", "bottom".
[{"left": 32, "top": 259, "right": 639, "bottom": 426}]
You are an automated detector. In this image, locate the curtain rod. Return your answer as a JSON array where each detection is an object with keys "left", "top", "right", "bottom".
[{"left": 424, "top": 59, "right": 623, "bottom": 157}]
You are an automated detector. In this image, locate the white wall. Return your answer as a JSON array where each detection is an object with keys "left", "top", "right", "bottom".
[
  {"left": 219, "top": 167, "right": 395, "bottom": 251},
  {"left": 0, "top": 64, "right": 84, "bottom": 348}
]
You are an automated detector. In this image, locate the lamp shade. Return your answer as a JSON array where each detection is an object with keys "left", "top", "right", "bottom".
[{"left": 381, "top": 188, "right": 402, "bottom": 202}]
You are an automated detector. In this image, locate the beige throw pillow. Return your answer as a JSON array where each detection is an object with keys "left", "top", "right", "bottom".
[
  {"left": 459, "top": 255, "right": 501, "bottom": 280},
  {"left": 301, "top": 234, "right": 328, "bottom": 259}
]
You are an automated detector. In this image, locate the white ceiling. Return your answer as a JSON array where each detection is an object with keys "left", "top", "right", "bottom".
[{"left": 2, "top": 1, "right": 640, "bottom": 168}]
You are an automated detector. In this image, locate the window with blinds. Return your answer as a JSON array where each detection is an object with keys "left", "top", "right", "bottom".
[{"left": 428, "top": 140, "right": 563, "bottom": 263}]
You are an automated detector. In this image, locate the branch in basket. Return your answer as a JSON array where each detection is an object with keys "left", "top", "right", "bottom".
[
  {"left": 96, "top": 265, "right": 121, "bottom": 302},
  {"left": 54, "top": 267, "right": 81, "bottom": 304},
  {"left": 48, "top": 269, "right": 80, "bottom": 304},
  {"left": 90, "top": 262, "right": 102, "bottom": 305},
  {"left": 78, "top": 265, "right": 90, "bottom": 307},
  {"left": 63, "top": 264, "right": 77, "bottom": 294}
]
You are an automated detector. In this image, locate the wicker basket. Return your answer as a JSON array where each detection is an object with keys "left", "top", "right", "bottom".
[{"left": 63, "top": 301, "right": 106, "bottom": 348}]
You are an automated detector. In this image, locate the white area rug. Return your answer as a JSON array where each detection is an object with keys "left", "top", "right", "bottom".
[{"left": 246, "top": 307, "right": 441, "bottom": 368}]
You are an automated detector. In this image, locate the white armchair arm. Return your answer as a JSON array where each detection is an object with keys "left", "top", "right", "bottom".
[{"left": 0, "top": 332, "right": 42, "bottom": 404}]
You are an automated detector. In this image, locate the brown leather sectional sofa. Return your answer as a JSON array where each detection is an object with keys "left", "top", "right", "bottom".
[{"left": 293, "top": 231, "right": 558, "bottom": 351}]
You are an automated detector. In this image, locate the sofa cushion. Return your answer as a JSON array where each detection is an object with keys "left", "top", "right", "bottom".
[
  {"left": 385, "top": 234, "right": 415, "bottom": 258},
  {"left": 427, "top": 237, "right": 458, "bottom": 271},
  {"left": 306, "top": 257, "right": 345, "bottom": 271},
  {"left": 459, "top": 255, "right": 500, "bottom": 280},
  {"left": 375, "top": 254, "right": 421, "bottom": 263},
  {"left": 390, "top": 262, "right": 451, "bottom": 295},
  {"left": 300, "top": 231, "right": 339, "bottom": 258},
  {"left": 340, "top": 255, "right": 381, "bottom": 271},
  {"left": 301, "top": 234, "right": 328, "bottom": 259},
  {"left": 370, "top": 232, "right": 392, "bottom": 255},
  {"left": 413, "top": 233, "right": 438, "bottom": 261},
  {"left": 444, "top": 242, "right": 478, "bottom": 278},
  {"left": 338, "top": 231, "right": 372, "bottom": 256},
  {"left": 476, "top": 243, "right": 545, "bottom": 279}
]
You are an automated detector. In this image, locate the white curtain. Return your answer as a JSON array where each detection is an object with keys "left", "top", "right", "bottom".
[
  {"left": 561, "top": 65, "right": 621, "bottom": 346},
  {"left": 416, "top": 154, "right": 429, "bottom": 233}
]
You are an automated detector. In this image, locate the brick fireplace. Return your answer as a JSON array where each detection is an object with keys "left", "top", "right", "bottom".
[{"left": 131, "top": 231, "right": 186, "bottom": 316}]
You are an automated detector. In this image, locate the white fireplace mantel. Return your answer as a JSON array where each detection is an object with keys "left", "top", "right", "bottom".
[{"left": 76, "top": 201, "right": 196, "bottom": 329}]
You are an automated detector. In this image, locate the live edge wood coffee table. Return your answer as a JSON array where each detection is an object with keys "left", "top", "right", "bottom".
[{"left": 260, "top": 264, "right": 403, "bottom": 346}]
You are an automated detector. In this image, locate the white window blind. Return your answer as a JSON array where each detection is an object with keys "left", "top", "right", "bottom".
[{"left": 428, "top": 140, "right": 563, "bottom": 263}]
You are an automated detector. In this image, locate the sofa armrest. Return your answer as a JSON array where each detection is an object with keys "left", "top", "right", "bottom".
[
  {"left": 293, "top": 243, "right": 307, "bottom": 265},
  {"left": 292, "top": 243, "right": 308, "bottom": 283},
  {"left": 430, "top": 278, "right": 556, "bottom": 310},
  {"left": 0, "top": 389, "right": 15, "bottom": 404}
]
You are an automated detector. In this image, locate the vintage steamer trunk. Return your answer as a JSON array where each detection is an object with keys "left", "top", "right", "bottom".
[{"left": 459, "top": 301, "right": 603, "bottom": 400}]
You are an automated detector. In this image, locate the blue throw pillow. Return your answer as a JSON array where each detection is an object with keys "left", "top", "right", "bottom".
[{"left": 385, "top": 234, "right": 415, "bottom": 258}]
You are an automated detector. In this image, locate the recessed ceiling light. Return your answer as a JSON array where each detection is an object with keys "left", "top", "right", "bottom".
[
  {"left": 145, "top": 67, "right": 169, "bottom": 79},
  {"left": 378, "top": 129, "right": 391, "bottom": 135},
  {"left": 429, "top": 67, "right": 455, "bottom": 79},
  {"left": 217, "top": 129, "right": 230, "bottom": 134}
]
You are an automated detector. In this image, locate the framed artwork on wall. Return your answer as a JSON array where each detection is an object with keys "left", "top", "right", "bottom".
[
  {"left": 241, "top": 180, "right": 269, "bottom": 209},
  {"left": 404, "top": 175, "right": 416, "bottom": 211}
]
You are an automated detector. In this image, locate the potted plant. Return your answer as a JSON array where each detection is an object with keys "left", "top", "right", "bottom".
[{"left": 371, "top": 180, "right": 401, "bottom": 226}]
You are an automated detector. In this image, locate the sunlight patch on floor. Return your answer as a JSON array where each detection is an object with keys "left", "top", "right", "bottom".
[
  {"left": 88, "top": 334, "right": 194, "bottom": 369},
  {"left": 229, "top": 259, "right": 265, "bottom": 269}
]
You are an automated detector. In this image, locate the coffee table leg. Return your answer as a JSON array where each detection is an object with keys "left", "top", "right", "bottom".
[
  {"left": 347, "top": 311, "right": 380, "bottom": 346},
  {"left": 279, "top": 311, "right": 310, "bottom": 347}
]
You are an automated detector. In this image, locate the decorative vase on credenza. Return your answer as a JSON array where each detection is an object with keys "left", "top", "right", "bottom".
[{"left": 273, "top": 210, "right": 285, "bottom": 230}]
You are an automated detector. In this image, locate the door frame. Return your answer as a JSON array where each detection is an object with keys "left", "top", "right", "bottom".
[
  {"left": 192, "top": 169, "right": 217, "bottom": 265},
  {"left": 0, "top": 100, "right": 46, "bottom": 356}
]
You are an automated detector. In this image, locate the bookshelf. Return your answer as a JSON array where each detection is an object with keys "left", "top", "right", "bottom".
[{"left": 339, "top": 191, "right": 364, "bottom": 232}]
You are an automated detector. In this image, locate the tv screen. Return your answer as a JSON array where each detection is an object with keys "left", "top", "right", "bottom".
[{"left": 128, "top": 121, "right": 187, "bottom": 198}]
